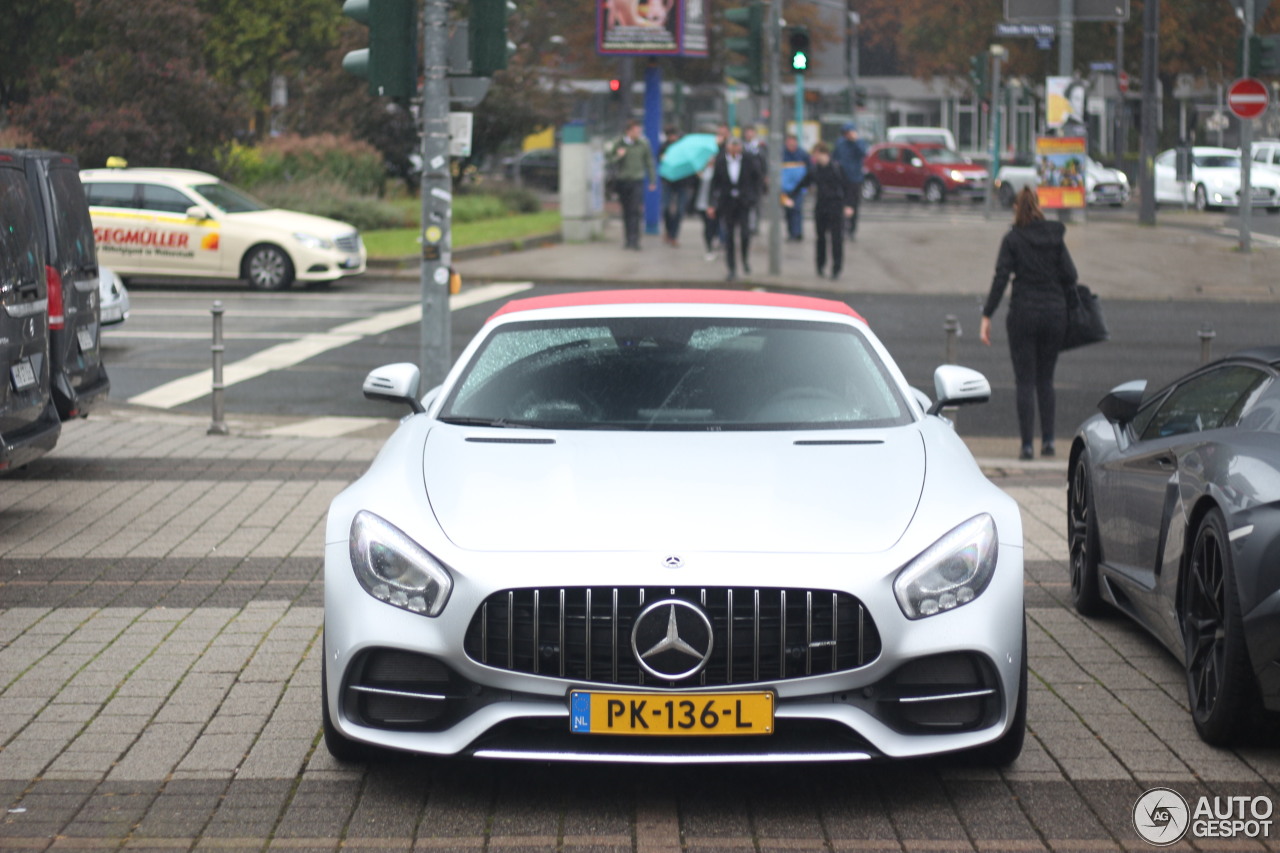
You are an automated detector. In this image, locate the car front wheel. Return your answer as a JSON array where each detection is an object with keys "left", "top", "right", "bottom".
[
  {"left": 1181, "top": 508, "right": 1261, "bottom": 745},
  {"left": 861, "top": 176, "right": 881, "bottom": 201},
  {"left": 1067, "top": 449, "right": 1106, "bottom": 616},
  {"left": 1193, "top": 183, "right": 1210, "bottom": 212},
  {"left": 243, "top": 244, "right": 295, "bottom": 291}
]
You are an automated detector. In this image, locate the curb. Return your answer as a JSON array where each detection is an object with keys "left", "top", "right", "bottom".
[{"left": 366, "top": 231, "right": 563, "bottom": 272}]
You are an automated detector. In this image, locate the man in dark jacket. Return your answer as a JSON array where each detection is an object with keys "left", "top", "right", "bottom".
[
  {"left": 707, "top": 136, "right": 764, "bottom": 281},
  {"left": 832, "top": 123, "right": 867, "bottom": 238},
  {"left": 784, "top": 142, "right": 853, "bottom": 279}
]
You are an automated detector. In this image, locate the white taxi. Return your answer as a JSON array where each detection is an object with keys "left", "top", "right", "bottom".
[{"left": 79, "top": 167, "right": 367, "bottom": 290}]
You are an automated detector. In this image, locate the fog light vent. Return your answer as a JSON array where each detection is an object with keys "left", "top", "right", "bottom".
[{"left": 873, "top": 652, "right": 1001, "bottom": 734}]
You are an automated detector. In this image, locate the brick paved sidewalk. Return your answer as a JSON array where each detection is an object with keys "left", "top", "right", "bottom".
[{"left": 2, "top": 409, "right": 1278, "bottom": 853}]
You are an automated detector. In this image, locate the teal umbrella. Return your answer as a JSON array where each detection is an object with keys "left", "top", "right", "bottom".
[{"left": 659, "top": 134, "right": 720, "bottom": 182}]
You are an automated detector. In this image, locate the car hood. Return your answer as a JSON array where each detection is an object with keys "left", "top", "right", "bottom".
[
  {"left": 422, "top": 426, "right": 925, "bottom": 554},
  {"left": 223, "top": 208, "right": 358, "bottom": 236}
]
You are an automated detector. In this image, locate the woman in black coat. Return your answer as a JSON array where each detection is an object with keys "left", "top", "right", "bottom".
[{"left": 980, "top": 187, "right": 1078, "bottom": 461}]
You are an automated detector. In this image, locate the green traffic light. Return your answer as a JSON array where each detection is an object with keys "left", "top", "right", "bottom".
[{"left": 792, "top": 52, "right": 808, "bottom": 72}]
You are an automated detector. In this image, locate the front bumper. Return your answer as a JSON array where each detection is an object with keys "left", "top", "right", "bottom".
[
  {"left": 293, "top": 236, "right": 367, "bottom": 283},
  {"left": 323, "top": 543, "right": 1025, "bottom": 763}
]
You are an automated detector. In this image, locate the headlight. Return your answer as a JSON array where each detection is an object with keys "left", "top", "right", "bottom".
[
  {"left": 349, "top": 511, "right": 453, "bottom": 616},
  {"left": 893, "top": 514, "right": 998, "bottom": 619},
  {"left": 294, "top": 232, "right": 334, "bottom": 250},
  {"left": 949, "top": 170, "right": 966, "bottom": 182}
]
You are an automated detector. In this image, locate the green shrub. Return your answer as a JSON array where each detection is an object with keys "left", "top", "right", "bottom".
[
  {"left": 223, "top": 134, "right": 385, "bottom": 195},
  {"left": 492, "top": 186, "right": 542, "bottom": 214},
  {"left": 452, "top": 194, "right": 509, "bottom": 223},
  {"left": 250, "top": 178, "right": 409, "bottom": 232}
]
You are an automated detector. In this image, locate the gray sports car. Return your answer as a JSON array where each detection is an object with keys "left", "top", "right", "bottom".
[
  {"left": 323, "top": 289, "right": 1026, "bottom": 765},
  {"left": 1069, "top": 347, "right": 1280, "bottom": 745}
]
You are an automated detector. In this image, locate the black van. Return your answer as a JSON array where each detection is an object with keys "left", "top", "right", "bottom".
[
  {"left": 0, "top": 152, "right": 60, "bottom": 471},
  {"left": 3, "top": 150, "right": 110, "bottom": 419}
]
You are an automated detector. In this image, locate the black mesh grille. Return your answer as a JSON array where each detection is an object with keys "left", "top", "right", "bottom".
[{"left": 463, "top": 586, "right": 880, "bottom": 687}]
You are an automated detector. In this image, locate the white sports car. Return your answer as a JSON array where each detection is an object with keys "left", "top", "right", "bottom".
[
  {"left": 1153, "top": 146, "right": 1280, "bottom": 212},
  {"left": 323, "top": 289, "right": 1026, "bottom": 765}
]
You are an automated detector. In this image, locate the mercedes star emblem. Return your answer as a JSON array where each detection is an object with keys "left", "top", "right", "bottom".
[
  {"left": 662, "top": 555, "right": 684, "bottom": 569},
  {"left": 631, "top": 599, "right": 714, "bottom": 680}
]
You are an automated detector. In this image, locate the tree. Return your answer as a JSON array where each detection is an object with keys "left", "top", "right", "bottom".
[
  {"left": 199, "top": 0, "right": 342, "bottom": 133},
  {"left": 13, "top": 0, "right": 239, "bottom": 169}
]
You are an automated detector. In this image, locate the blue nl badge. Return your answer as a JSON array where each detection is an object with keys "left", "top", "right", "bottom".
[{"left": 570, "top": 692, "right": 591, "bottom": 733}]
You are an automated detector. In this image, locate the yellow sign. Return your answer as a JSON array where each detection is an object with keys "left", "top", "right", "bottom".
[
  {"left": 424, "top": 226, "right": 443, "bottom": 244},
  {"left": 1035, "top": 136, "right": 1087, "bottom": 210}
]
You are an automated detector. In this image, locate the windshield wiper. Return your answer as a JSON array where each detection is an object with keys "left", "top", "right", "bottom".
[{"left": 436, "top": 416, "right": 537, "bottom": 429}]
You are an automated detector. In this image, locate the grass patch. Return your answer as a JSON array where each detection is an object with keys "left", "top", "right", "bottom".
[{"left": 362, "top": 211, "right": 561, "bottom": 258}]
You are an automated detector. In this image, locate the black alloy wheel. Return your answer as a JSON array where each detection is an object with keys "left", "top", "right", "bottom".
[
  {"left": 1067, "top": 450, "right": 1105, "bottom": 616},
  {"left": 861, "top": 176, "right": 881, "bottom": 201},
  {"left": 1181, "top": 508, "right": 1260, "bottom": 745}
]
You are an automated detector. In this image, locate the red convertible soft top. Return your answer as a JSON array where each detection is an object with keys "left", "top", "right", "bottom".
[{"left": 488, "top": 289, "right": 866, "bottom": 323}]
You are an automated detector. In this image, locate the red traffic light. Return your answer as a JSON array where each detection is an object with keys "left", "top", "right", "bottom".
[{"left": 609, "top": 79, "right": 622, "bottom": 92}]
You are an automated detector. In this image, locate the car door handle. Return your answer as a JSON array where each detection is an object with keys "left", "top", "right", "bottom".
[{"left": 1155, "top": 454, "right": 1176, "bottom": 469}]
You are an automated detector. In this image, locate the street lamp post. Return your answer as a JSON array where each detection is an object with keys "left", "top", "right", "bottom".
[{"left": 985, "top": 45, "right": 1007, "bottom": 220}]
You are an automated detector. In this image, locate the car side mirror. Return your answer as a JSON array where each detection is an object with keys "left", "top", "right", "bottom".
[
  {"left": 186, "top": 205, "right": 211, "bottom": 221},
  {"left": 1098, "top": 380, "right": 1146, "bottom": 425},
  {"left": 928, "top": 365, "right": 990, "bottom": 415},
  {"left": 910, "top": 387, "right": 932, "bottom": 415},
  {"left": 363, "top": 363, "right": 425, "bottom": 414}
]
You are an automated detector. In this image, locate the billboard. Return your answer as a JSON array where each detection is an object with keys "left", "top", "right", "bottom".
[
  {"left": 1035, "top": 136, "right": 1087, "bottom": 209},
  {"left": 1046, "top": 76, "right": 1087, "bottom": 130},
  {"left": 598, "top": 0, "right": 708, "bottom": 56}
]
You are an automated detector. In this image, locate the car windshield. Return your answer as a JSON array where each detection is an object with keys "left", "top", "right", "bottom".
[
  {"left": 898, "top": 134, "right": 949, "bottom": 147},
  {"left": 439, "top": 316, "right": 913, "bottom": 431},
  {"left": 922, "top": 148, "right": 968, "bottom": 164},
  {"left": 192, "top": 181, "right": 268, "bottom": 213},
  {"left": 1195, "top": 154, "right": 1241, "bottom": 169}
]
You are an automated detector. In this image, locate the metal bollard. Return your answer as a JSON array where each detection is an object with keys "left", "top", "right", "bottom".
[
  {"left": 208, "top": 301, "right": 229, "bottom": 436},
  {"left": 1198, "top": 324, "right": 1216, "bottom": 365},
  {"left": 943, "top": 315, "right": 961, "bottom": 364}
]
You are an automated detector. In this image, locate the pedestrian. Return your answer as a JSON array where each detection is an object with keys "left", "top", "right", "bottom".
[
  {"left": 781, "top": 134, "right": 810, "bottom": 241},
  {"left": 708, "top": 136, "right": 764, "bottom": 281},
  {"left": 693, "top": 155, "right": 719, "bottom": 261},
  {"left": 659, "top": 125, "right": 691, "bottom": 246},
  {"left": 609, "top": 118, "right": 656, "bottom": 250},
  {"left": 783, "top": 142, "right": 852, "bottom": 280},
  {"left": 742, "top": 126, "right": 767, "bottom": 235},
  {"left": 980, "top": 186, "right": 1078, "bottom": 461},
  {"left": 832, "top": 123, "right": 867, "bottom": 239}
]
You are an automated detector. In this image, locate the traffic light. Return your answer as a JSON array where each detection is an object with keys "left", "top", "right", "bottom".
[
  {"left": 724, "top": 2, "right": 765, "bottom": 94},
  {"left": 609, "top": 78, "right": 622, "bottom": 100},
  {"left": 1240, "top": 33, "right": 1280, "bottom": 76},
  {"left": 342, "top": 0, "right": 417, "bottom": 99},
  {"left": 788, "top": 27, "right": 811, "bottom": 73},
  {"left": 471, "top": 0, "right": 517, "bottom": 76},
  {"left": 968, "top": 54, "right": 989, "bottom": 102}
]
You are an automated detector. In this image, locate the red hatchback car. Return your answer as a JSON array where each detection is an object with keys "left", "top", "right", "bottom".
[{"left": 861, "top": 142, "right": 989, "bottom": 204}]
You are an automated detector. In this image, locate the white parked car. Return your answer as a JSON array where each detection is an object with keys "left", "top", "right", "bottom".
[
  {"left": 322, "top": 289, "right": 1027, "bottom": 766},
  {"left": 79, "top": 167, "right": 367, "bottom": 290},
  {"left": 1153, "top": 146, "right": 1280, "bottom": 212},
  {"left": 996, "top": 156, "right": 1130, "bottom": 207},
  {"left": 98, "top": 266, "right": 130, "bottom": 326}
]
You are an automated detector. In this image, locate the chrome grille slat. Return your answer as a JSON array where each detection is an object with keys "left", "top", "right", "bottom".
[{"left": 464, "top": 586, "right": 880, "bottom": 688}]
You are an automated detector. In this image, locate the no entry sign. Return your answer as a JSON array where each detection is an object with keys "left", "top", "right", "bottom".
[{"left": 1228, "top": 77, "right": 1269, "bottom": 120}]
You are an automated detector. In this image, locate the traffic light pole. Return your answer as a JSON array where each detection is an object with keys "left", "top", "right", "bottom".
[
  {"left": 767, "top": 0, "right": 783, "bottom": 275},
  {"left": 421, "top": 0, "right": 453, "bottom": 386},
  {"left": 1241, "top": 0, "right": 1255, "bottom": 254}
]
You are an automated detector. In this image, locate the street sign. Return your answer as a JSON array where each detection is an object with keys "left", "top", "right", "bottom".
[
  {"left": 1228, "top": 77, "right": 1269, "bottom": 120},
  {"left": 1005, "top": 0, "right": 1129, "bottom": 22},
  {"left": 994, "top": 22, "right": 1055, "bottom": 36},
  {"left": 1117, "top": 70, "right": 1130, "bottom": 93},
  {"left": 449, "top": 112, "right": 473, "bottom": 158}
]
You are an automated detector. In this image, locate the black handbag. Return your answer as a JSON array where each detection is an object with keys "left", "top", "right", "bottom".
[{"left": 1062, "top": 283, "right": 1109, "bottom": 351}]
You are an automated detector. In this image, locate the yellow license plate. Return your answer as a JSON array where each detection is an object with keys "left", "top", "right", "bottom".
[{"left": 569, "top": 691, "right": 773, "bottom": 736}]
